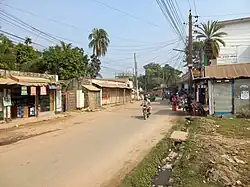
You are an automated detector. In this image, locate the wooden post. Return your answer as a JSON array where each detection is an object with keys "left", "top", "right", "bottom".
[
  {"left": 123, "top": 89, "right": 125, "bottom": 104},
  {"left": 35, "top": 87, "right": 39, "bottom": 117}
]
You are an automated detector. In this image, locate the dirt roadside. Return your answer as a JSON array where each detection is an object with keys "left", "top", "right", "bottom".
[
  {"left": 0, "top": 102, "right": 137, "bottom": 146},
  {"left": 100, "top": 117, "right": 178, "bottom": 187}
]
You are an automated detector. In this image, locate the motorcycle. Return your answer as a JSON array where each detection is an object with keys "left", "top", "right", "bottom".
[{"left": 142, "top": 105, "right": 150, "bottom": 120}]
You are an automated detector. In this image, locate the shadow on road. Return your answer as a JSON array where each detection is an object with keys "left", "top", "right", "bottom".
[
  {"left": 131, "top": 116, "right": 145, "bottom": 120},
  {"left": 154, "top": 109, "right": 187, "bottom": 116}
]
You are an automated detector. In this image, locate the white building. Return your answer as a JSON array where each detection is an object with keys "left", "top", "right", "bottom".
[{"left": 217, "top": 17, "right": 250, "bottom": 64}]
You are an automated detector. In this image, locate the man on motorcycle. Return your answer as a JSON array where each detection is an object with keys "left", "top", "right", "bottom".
[{"left": 141, "top": 95, "right": 151, "bottom": 114}]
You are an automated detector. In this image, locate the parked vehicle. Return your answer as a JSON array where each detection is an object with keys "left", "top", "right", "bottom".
[
  {"left": 142, "top": 105, "right": 150, "bottom": 120},
  {"left": 149, "top": 94, "right": 156, "bottom": 102}
]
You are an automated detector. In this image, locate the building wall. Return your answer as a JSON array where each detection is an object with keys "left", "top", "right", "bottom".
[
  {"left": 101, "top": 88, "right": 131, "bottom": 105},
  {"left": 217, "top": 21, "right": 250, "bottom": 64},
  {"left": 66, "top": 91, "right": 77, "bottom": 111},
  {"left": 234, "top": 79, "right": 250, "bottom": 114}
]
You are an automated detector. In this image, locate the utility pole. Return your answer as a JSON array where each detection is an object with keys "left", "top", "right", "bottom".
[
  {"left": 188, "top": 9, "right": 193, "bottom": 94},
  {"left": 134, "top": 53, "right": 139, "bottom": 99}
]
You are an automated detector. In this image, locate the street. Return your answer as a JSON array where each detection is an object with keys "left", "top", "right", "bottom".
[{"left": 0, "top": 100, "right": 176, "bottom": 187}]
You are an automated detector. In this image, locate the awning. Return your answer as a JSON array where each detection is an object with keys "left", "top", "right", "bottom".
[
  {"left": 92, "top": 79, "right": 131, "bottom": 89},
  {"left": 9, "top": 75, "right": 57, "bottom": 86},
  {"left": 11, "top": 75, "right": 51, "bottom": 83},
  {"left": 0, "top": 78, "right": 18, "bottom": 85},
  {"left": 82, "top": 85, "right": 100, "bottom": 91}
]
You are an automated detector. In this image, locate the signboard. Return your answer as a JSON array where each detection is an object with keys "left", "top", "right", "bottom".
[
  {"left": 3, "top": 91, "right": 11, "bottom": 107},
  {"left": 21, "top": 86, "right": 28, "bottom": 95},
  {"left": 241, "top": 91, "right": 249, "bottom": 100},
  {"left": 240, "top": 85, "right": 249, "bottom": 100},
  {"left": 49, "top": 85, "right": 57, "bottom": 90},
  {"left": 192, "top": 69, "right": 202, "bottom": 78},
  {"left": 30, "top": 87, "right": 36, "bottom": 95},
  {"left": 40, "top": 86, "right": 47, "bottom": 95},
  {"left": 56, "top": 90, "right": 62, "bottom": 112}
]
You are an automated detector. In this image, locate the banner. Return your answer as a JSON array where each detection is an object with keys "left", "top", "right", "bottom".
[
  {"left": 21, "top": 86, "right": 28, "bottom": 95},
  {"left": 40, "top": 86, "right": 47, "bottom": 95},
  {"left": 30, "top": 87, "right": 36, "bottom": 95}
]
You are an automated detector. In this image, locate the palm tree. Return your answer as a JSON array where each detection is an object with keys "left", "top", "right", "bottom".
[
  {"left": 196, "top": 20, "right": 227, "bottom": 61},
  {"left": 88, "top": 28, "right": 110, "bottom": 57},
  {"left": 24, "top": 37, "right": 32, "bottom": 45},
  {"left": 60, "top": 41, "right": 72, "bottom": 51}
]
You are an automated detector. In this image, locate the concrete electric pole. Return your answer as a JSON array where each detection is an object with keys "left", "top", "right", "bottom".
[
  {"left": 134, "top": 53, "right": 139, "bottom": 99},
  {"left": 188, "top": 9, "right": 193, "bottom": 93}
]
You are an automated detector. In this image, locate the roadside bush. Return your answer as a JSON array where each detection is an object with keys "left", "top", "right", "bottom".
[{"left": 238, "top": 106, "right": 250, "bottom": 118}]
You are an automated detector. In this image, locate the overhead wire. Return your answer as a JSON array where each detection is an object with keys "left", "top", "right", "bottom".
[
  {"left": 187, "top": 0, "right": 192, "bottom": 10},
  {"left": 168, "top": 0, "right": 186, "bottom": 36},
  {"left": 156, "top": 0, "right": 186, "bottom": 44},
  {"left": 0, "top": 29, "right": 46, "bottom": 48},
  {"left": 0, "top": 13, "right": 58, "bottom": 45},
  {"left": 173, "top": 0, "right": 185, "bottom": 23},
  {"left": 91, "top": 0, "right": 161, "bottom": 28},
  {"left": 1, "top": 3, "right": 165, "bottom": 44},
  {"left": 193, "top": 0, "right": 198, "bottom": 16},
  {"left": 0, "top": 10, "right": 63, "bottom": 45}
]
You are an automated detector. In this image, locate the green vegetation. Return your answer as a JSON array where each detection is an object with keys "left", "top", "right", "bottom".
[
  {"left": 120, "top": 120, "right": 184, "bottom": 187},
  {"left": 0, "top": 28, "right": 109, "bottom": 79},
  {"left": 138, "top": 63, "right": 182, "bottom": 90},
  {"left": 172, "top": 117, "right": 250, "bottom": 187},
  {"left": 196, "top": 20, "right": 227, "bottom": 61},
  {"left": 120, "top": 136, "right": 172, "bottom": 187}
]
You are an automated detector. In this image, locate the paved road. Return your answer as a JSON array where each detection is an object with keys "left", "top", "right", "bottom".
[{"left": 0, "top": 100, "right": 176, "bottom": 187}]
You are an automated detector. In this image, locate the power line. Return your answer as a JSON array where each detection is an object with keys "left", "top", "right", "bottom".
[
  {"left": 0, "top": 29, "right": 46, "bottom": 48},
  {"left": 156, "top": 0, "right": 186, "bottom": 44},
  {"left": 187, "top": 0, "right": 192, "bottom": 10},
  {"left": 0, "top": 10, "right": 62, "bottom": 44},
  {"left": 0, "top": 14, "right": 57, "bottom": 44},
  {"left": 174, "top": 0, "right": 185, "bottom": 23},
  {"left": 2, "top": 3, "right": 163, "bottom": 44},
  {"left": 193, "top": 0, "right": 197, "bottom": 15},
  {"left": 91, "top": 0, "right": 161, "bottom": 28},
  {"left": 109, "top": 39, "right": 177, "bottom": 49}
]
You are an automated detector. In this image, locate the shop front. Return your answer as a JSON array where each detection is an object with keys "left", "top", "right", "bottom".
[{"left": 11, "top": 85, "right": 37, "bottom": 118}]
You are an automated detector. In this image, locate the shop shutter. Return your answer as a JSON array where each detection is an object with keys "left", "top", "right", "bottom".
[{"left": 214, "top": 82, "right": 232, "bottom": 114}]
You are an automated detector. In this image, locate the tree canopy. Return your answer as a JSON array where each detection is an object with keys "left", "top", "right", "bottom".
[
  {"left": 196, "top": 20, "right": 227, "bottom": 60},
  {"left": 138, "top": 62, "right": 182, "bottom": 90},
  {"left": 88, "top": 28, "right": 110, "bottom": 57}
]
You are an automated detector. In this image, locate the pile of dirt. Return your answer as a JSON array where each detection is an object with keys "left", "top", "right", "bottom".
[{"left": 172, "top": 117, "right": 250, "bottom": 186}]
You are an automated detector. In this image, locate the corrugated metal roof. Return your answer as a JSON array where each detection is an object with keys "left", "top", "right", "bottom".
[
  {"left": 11, "top": 75, "right": 51, "bottom": 83},
  {"left": 92, "top": 79, "right": 131, "bottom": 89},
  {"left": 205, "top": 63, "right": 250, "bottom": 79},
  {"left": 0, "top": 78, "right": 18, "bottom": 85},
  {"left": 218, "top": 17, "right": 250, "bottom": 25},
  {"left": 82, "top": 85, "right": 100, "bottom": 91}
]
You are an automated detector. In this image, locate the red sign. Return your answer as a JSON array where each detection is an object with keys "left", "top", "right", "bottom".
[
  {"left": 40, "top": 86, "right": 47, "bottom": 95},
  {"left": 30, "top": 87, "right": 36, "bottom": 95}
]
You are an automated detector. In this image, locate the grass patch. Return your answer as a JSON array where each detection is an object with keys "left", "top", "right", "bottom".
[
  {"left": 120, "top": 120, "right": 185, "bottom": 187},
  {"left": 215, "top": 118, "right": 250, "bottom": 138},
  {"left": 172, "top": 117, "right": 250, "bottom": 187}
]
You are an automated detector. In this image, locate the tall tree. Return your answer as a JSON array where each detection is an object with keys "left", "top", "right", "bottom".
[
  {"left": 143, "top": 63, "right": 181, "bottom": 90},
  {"left": 88, "top": 28, "right": 110, "bottom": 57},
  {"left": 0, "top": 34, "right": 16, "bottom": 70},
  {"left": 24, "top": 37, "right": 32, "bottom": 46},
  {"left": 196, "top": 20, "right": 227, "bottom": 61},
  {"left": 15, "top": 38, "right": 41, "bottom": 71},
  {"left": 42, "top": 42, "right": 89, "bottom": 80}
]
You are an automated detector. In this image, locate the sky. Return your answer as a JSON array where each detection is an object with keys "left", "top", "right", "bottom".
[{"left": 1, "top": 0, "right": 250, "bottom": 77}]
